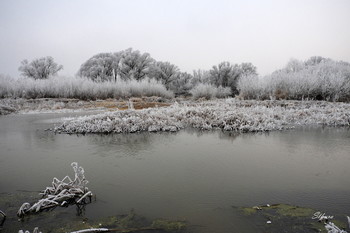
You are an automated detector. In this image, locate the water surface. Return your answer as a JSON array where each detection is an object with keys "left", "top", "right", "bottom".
[{"left": 0, "top": 113, "right": 349, "bottom": 232}]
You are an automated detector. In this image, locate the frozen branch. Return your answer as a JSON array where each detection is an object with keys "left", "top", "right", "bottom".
[
  {"left": 0, "top": 209, "right": 6, "bottom": 228},
  {"left": 18, "top": 227, "right": 42, "bottom": 233},
  {"left": 17, "top": 162, "right": 93, "bottom": 218},
  {"left": 325, "top": 222, "right": 348, "bottom": 233}
]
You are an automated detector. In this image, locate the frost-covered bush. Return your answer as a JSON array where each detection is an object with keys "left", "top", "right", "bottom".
[
  {"left": 190, "top": 83, "right": 231, "bottom": 99},
  {"left": 0, "top": 75, "right": 173, "bottom": 100},
  {"left": 215, "top": 86, "right": 233, "bottom": 98},
  {"left": 190, "top": 83, "right": 216, "bottom": 99},
  {"left": 168, "top": 72, "right": 193, "bottom": 96},
  {"left": 237, "top": 58, "right": 350, "bottom": 102},
  {"left": 54, "top": 99, "right": 350, "bottom": 134},
  {"left": 209, "top": 62, "right": 256, "bottom": 95}
]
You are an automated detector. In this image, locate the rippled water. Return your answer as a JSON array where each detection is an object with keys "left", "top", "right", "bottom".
[{"left": 0, "top": 112, "right": 349, "bottom": 232}]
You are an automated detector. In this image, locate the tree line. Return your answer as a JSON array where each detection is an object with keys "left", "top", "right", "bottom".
[
  {"left": 17, "top": 51, "right": 350, "bottom": 101},
  {"left": 18, "top": 48, "right": 257, "bottom": 96}
]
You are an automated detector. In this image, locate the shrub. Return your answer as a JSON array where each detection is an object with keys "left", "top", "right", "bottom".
[
  {"left": 237, "top": 58, "right": 350, "bottom": 102},
  {"left": 0, "top": 75, "right": 174, "bottom": 100},
  {"left": 190, "top": 83, "right": 231, "bottom": 100}
]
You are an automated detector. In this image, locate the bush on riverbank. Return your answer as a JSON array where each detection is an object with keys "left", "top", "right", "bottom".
[
  {"left": 238, "top": 58, "right": 350, "bottom": 102},
  {"left": 0, "top": 75, "right": 174, "bottom": 100},
  {"left": 190, "top": 83, "right": 231, "bottom": 99}
]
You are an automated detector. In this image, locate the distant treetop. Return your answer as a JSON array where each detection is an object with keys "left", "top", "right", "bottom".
[{"left": 18, "top": 56, "right": 63, "bottom": 79}]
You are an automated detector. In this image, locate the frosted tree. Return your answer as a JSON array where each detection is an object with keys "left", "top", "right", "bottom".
[
  {"left": 304, "top": 56, "right": 329, "bottom": 66},
  {"left": 237, "top": 56, "right": 350, "bottom": 101},
  {"left": 118, "top": 48, "right": 154, "bottom": 81},
  {"left": 209, "top": 62, "right": 235, "bottom": 87},
  {"left": 149, "top": 61, "right": 180, "bottom": 88},
  {"left": 239, "top": 62, "right": 257, "bottom": 76},
  {"left": 18, "top": 56, "right": 63, "bottom": 79},
  {"left": 192, "top": 69, "right": 211, "bottom": 86},
  {"left": 209, "top": 62, "right": 257, "bottom": 95},
  {"left": 168, "top": 72, "right": 193, "bottom": 96},
  {"left": 78, "top": 48, "right": 155, "bottom": 82},
  {"left": 78, "top": 52, "right": 121, "bottom": 82},
  {"left": 284, "top": 59, "right": 305, "bottom": 73}
]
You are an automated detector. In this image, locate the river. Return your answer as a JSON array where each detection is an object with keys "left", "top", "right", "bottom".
[{"left": 0, "top": 112, "right": 349, "bottom": 232}]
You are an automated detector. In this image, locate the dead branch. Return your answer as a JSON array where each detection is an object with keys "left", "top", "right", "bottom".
[
  {"left": 0, "top": 210, "right": 6, "bottom": 227},
  {"left": 17, "top": 162, "right": 93, "bottom": 218}
]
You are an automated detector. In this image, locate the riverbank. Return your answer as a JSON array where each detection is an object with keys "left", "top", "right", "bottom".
[
  {"left": 0, "top": 97, "right": 171, "bottom": 115},
  {"left": 1, "top": 98, "right": 349, "bottom": 133}
]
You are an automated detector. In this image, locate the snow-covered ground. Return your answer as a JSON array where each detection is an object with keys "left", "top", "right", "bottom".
[
  {"left": 0, "top": 97, "right": 170, "bottom": 115},
  {"left": 54, "top": 99, "right": 350, "bottom": 134}
]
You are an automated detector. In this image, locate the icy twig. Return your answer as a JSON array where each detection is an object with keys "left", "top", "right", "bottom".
[
  {"left": 0, "top": 209, "right": 6, "bottom": 227},
  {"left": 18, "top": 227, "right": 42, "bottom": 233},
  {"left": 17, "top": 162, "right": 93, "bottom": 218},
  {"left": 77, "top": 191, "right": 92, "bottom": 204},
  {"left": 325, "top": 222, "right": 348, "bottom": 233}
]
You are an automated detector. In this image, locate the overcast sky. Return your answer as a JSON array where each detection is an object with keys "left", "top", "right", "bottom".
[{"left": 1, "top": 0, "right": 349, "bottom": 77}]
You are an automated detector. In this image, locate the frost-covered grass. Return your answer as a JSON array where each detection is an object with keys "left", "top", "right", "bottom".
[
  {"left": 190, "top": 83, "right": 232, "bottom": 99},
  {"left": 0, "top": 97, "right": 171, "bottom": 115},
  {"left": 238, "top": 60, "right": 350, "bottom": 102},
  {"left": 0, "top": 103, "right": 16, "bottom": 115},
  {"left": 0, "top": 75, "right": 174, "bottom": 100},
  {"left": 0, "top": 98, "right": 98, "bottom": 115},
  {"left": 54, "top": 99, "right": 350, "bottom": 134}
]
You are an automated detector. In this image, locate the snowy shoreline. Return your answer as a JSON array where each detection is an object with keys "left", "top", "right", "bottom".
[
  {"left": 0, "top": 97, "right": 171, "bottom": 115},
  {"left": 54, "top": 99, "right": 350, "bottom": 134}
]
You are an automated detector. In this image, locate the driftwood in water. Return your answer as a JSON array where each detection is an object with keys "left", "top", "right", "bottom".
[
  {"left": 0, "top": 210, "right": 6, "bottom": 228},
  {"left": 17, "top": 162, "right": 93, "bottom": 218},
  {"left": 324, "top": 222, "right": 348, "bottom": 233},
  {"left": 18, "top": 227, "right": 42, "bottom": 233}
]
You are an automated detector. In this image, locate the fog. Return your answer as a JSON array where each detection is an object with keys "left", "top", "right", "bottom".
[{"left": 1, "top": 0, "right": 350, "bottom": 77}]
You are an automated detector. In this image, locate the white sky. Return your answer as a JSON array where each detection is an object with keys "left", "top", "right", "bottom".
[{"left": 1, "top": 0, "right": 350, "bottom": 77}]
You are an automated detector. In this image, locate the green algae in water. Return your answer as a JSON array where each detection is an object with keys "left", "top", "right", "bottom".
[
  {"left": 237, "top": 204, "right": 349, "bottom": 233},
  {"left": 151, "top": 219, "right": 187, "bottom": 232},
  {"left": 0, "top": 192, "right": 187, "bottom": 233},
  {"left": 241, "top": 204, "right": 314, "bottom": 217},
  {"left": 13, "top": 210, "right": 187, "bottom": 233},
  {"left": 116, "top": 209, "right": 150, "bottom": 229},
  {"left": 54, "top": 212, "right": 186, "bottom": 233}
]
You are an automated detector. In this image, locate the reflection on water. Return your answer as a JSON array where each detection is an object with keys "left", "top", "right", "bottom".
[
  {"left": 85, "top": 132, "right": 176, "bottom": 158},
  {"left": 0, "top": 113, "right": 349, "bottom": 233}
]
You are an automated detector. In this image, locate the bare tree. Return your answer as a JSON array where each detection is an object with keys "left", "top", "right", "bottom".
[{"left": 18, "top": 56, "right": 63, "bottom": 79}]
